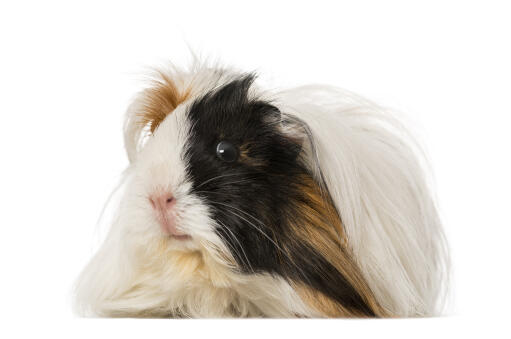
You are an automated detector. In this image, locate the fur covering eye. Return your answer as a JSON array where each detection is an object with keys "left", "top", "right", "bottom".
[{"left": 74, "top": 63, "right": 449, "bottom": 318}]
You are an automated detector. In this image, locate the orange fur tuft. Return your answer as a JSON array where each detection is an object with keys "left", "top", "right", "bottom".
[
  {"left": 137, "top": 72, "right": 191, "bottom": 133},
  {"left": 289, "top": 175, "right": 387, "bottom": 317}
]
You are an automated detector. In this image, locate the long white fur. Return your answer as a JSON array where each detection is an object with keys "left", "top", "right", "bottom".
[
  {"left": 276, "top": 86, "right": 449, "bottom": 316},
  {"left": 74, "top": 63, "right": 449, "bottom": 317}
]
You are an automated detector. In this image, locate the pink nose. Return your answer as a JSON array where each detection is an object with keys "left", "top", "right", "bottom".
[
  {"left": 148, "top": 191, "right": 188, "bottom": 238},
  {"left": 149, "top": 192, "right": 176, "bottom": 211}
]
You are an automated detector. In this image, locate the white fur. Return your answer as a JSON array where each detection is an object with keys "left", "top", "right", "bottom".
[
  {"left": 276, "top": 86, "right": 449, "bottom": 316},
  {"left": 75, "top": 64, "right": 449, "bottom": 317}
]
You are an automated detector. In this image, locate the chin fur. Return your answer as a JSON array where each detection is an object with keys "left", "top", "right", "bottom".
[{"left": 74, "top": 61, "right": 449, "bottom": 318}]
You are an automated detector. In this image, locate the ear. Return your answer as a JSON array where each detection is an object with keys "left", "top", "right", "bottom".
[
  {"left": 260, "top": 110, "right": 306, "bottom": 162},
  {"left": 123, "top": 71, "right": 191, "bottom": 163},
  {"left": 276, "top": 113, "right": 327, "bottom": 177}
]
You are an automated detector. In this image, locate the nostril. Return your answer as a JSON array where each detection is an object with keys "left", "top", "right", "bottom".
[{"left": 149, "top": 192, "right": 175, "bottom": 210}]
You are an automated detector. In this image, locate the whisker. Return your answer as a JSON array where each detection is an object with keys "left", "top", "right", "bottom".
[
  {"left": 207, "top": 201, "right": 312, "bottom": 285},
  {"left": 191, "top": 192, "right": 314, "bottom": 286},
  {"left": 216, "top": 219, "right": 255, "bottom": 273},
  {"left": 210, "top": 202, "right": 279, "bottom": 247},
  {"left": 193, "top": 181, "right": 254, "bottom": 194},
  {"left": 193, "top": 173, "right": 246, "bottom": 191},
  {"left": 215, "top": 226, "right": 246, "bottom": 269},
  {"left": 215, "top": 179, "right": 255, "bottom": 186}
]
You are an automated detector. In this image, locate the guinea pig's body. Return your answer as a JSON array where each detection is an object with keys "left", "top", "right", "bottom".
[{"left": 74, "top": 64, "right": 449, "bottom": 318}]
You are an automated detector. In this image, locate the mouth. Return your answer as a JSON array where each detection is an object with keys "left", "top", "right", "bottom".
[
  {"left": 171, "top": 234, "right": 192, "bottom": 241},
  {"left": 154, "top": 211, "right": 190, "bottom": 240}
]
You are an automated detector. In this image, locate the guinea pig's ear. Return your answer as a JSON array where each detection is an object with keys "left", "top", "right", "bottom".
[
  {"left": 275, "top": 113, "right": 315, "bottom": 161},
  {"left": 123, "top": 72, "right": 191, "bottom": 163}
]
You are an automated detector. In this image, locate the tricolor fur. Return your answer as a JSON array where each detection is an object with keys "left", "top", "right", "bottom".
[{"left": 74, "top": 63, "right": 449, "bottom": 318}]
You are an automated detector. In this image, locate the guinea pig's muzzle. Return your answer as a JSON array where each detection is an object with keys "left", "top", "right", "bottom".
[{"left": 148, "top": 191, "right": 191, "bottom": 240}]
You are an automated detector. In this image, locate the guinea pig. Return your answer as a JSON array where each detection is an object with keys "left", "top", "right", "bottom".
[{"left": 74, "top": 63, "right": 449, "bottom": 318}]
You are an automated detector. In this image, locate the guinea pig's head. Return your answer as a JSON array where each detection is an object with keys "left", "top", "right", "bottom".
[{"left": 122, "top": 71, "right": 382, "bottom": 317}]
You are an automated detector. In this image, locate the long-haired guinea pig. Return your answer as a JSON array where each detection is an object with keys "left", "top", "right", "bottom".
[{"left": 74, "top": 63, "right": 449, "bottom": 318}]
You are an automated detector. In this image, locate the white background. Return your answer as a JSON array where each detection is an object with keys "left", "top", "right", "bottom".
[{"left": 1, "top": 0, "right": 509, "bottom": 338}]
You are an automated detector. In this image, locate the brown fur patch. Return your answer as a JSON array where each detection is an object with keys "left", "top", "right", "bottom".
[
  {"left": 289, "top": 175, "right": 387, "bottom": 317},
  {"left": 295, "top": 284, "right": 359, "bottom": 317},
  {"left": 137, "top": 72, "right": 191, "bottom": 133},
  {"left": 238, "top": 143, "right": 268, "bottom": 167},
  {"left": 134, "top": 237, "right": 237, "bottom": 285}
]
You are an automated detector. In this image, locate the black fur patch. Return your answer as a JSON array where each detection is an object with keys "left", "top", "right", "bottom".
[{"left": 184, "top": 75, "right": 374, "bottom": 317}]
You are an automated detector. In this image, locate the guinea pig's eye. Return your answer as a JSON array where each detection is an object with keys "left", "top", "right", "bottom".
[{"left": 216, "top": 141, "right": 239, "bottom": 162}]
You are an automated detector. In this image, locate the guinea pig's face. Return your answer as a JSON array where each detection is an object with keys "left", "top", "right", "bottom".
[{"left": 132, "top": 76, "right": 303, "bottom": 266}]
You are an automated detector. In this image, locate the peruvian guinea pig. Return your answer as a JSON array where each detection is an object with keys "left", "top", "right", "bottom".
[{"left": 74, "top": 62, "right": 449, "bottom": 318}]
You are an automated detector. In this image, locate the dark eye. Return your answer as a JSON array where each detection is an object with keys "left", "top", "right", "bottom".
[{"left": 216, "top": 141, "right": 239, "bottom": 162}]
